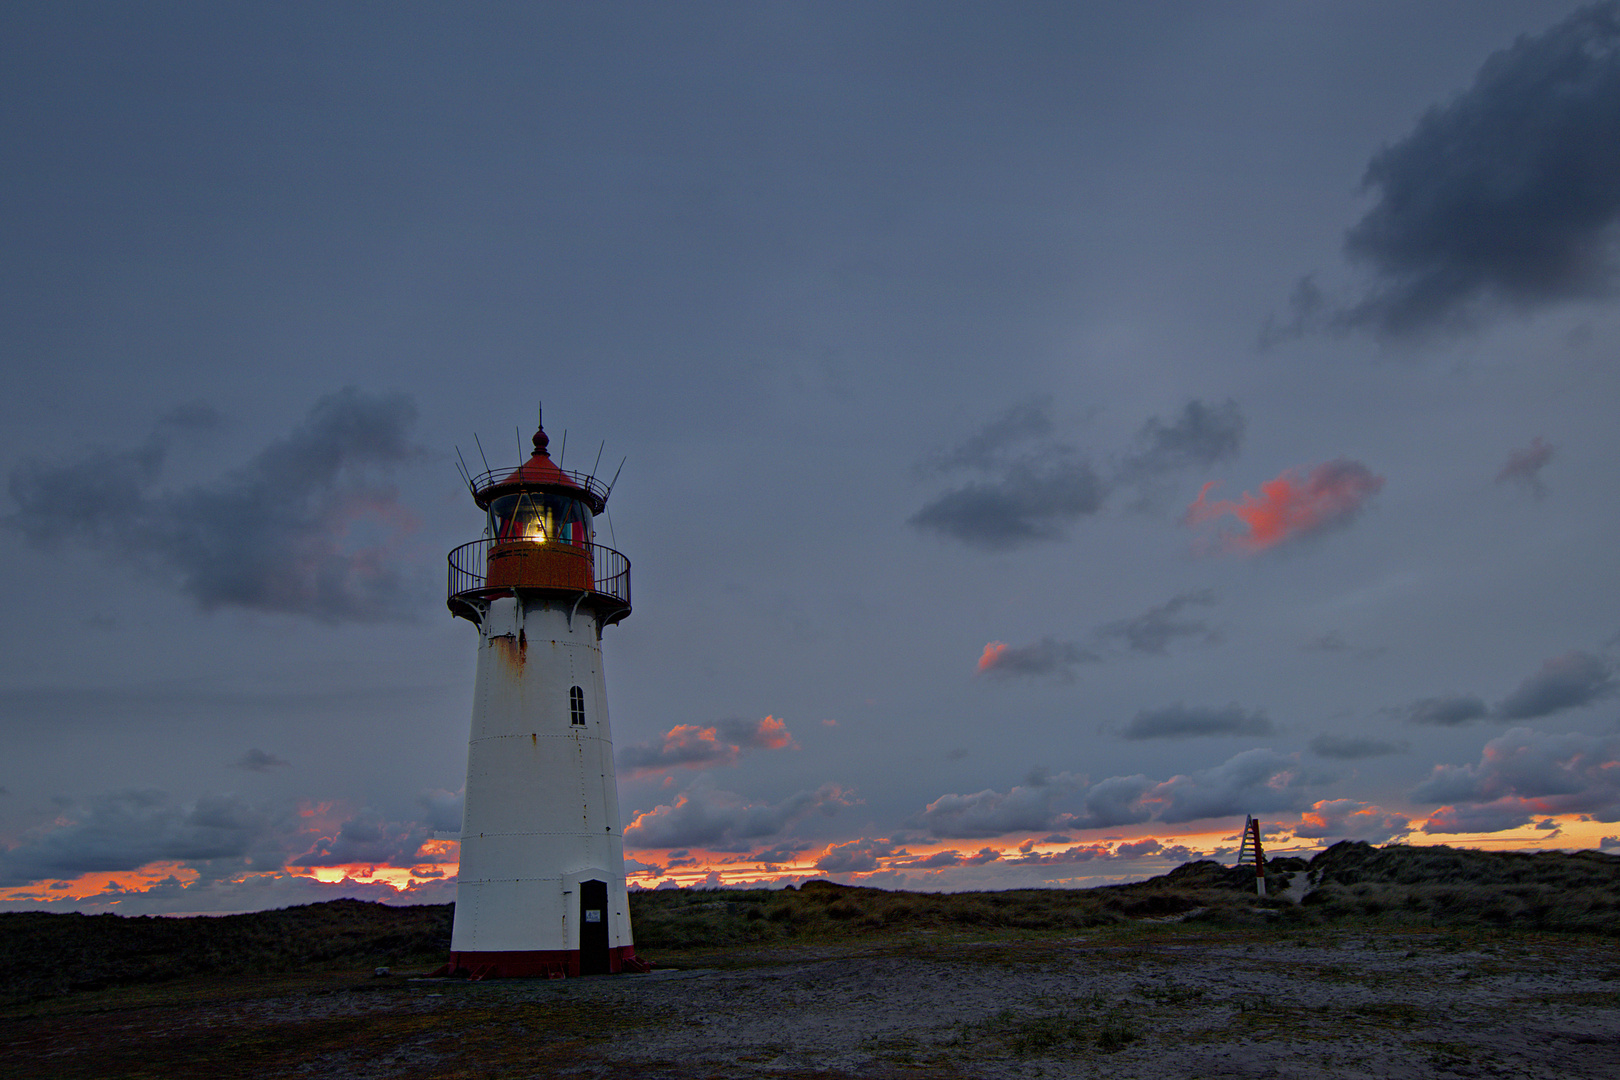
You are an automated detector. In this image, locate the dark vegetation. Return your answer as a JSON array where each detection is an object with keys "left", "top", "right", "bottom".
[
  {"left": 627, "top": 856, "right": 1292, "bottom": 951},
  {"left": 629, "top": 842, "right": 1620, "bottom": 949},
  {"left": 1299, "top": 840, "right": 1620, "bottom": 932},
  {"left": 0, "top": 897, "right": 452, "bottom": 1003},
  {"left": 3, "top": 842, "right": 1616, "bottom": 1005}
]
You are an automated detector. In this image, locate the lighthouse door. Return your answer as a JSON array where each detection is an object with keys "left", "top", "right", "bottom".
[{"left": 579, "top": 879, "right": 610, "bottom": 975}]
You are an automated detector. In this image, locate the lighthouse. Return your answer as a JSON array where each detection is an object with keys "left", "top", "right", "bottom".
[{"left": 442, "top": 416, "right": 645, "bottom": 978}]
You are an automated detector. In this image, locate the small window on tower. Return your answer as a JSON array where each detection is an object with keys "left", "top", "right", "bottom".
[{"left": 569, "top": 685, "right": 585, "bottom": 725}]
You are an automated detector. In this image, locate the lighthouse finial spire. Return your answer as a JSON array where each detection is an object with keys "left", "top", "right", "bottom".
[{"left": 532, "top": 400, "right": 550, "bottom": 457}]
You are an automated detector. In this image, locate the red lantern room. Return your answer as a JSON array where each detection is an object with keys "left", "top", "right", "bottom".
[{"left": 447, "top": 422, "right": 630, "bottom": 628}]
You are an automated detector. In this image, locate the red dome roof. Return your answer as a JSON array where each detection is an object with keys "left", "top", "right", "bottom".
[
  {"left": 498, "top": 427, "right": 579, "bottom": 488},
  {"left": 471, "top": 426, "right": 608, "bottom": 513}
]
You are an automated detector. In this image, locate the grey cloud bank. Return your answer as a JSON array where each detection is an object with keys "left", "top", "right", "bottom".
[
  {"left": 1309, "top": 734, "right": 1408, "bottom": 760},
  {"left": 916, "top": 748, "right": 1313, "bottom": 839},
  {"left": 1123, "top": 704, "right": 1274, "bottom": 740},
  {"left": 911, "top": 398, "right": 1245, "bottom": 549},
  {"left": 1495, "top": 651, "right": 1615, "bottom": 720},
  {"left": 1406, "top": 695, "right": 1491, "bottom": 727},
  {"left": 1099, "top": 590, "right": 1220, "bottom": 655},
  {"left": 1342, "top": 1, "right": 1620, "bottom": 336},
  {"left": 6, "top": 389, "right": 421, "bottom": 622},
  {"left": 1413, "top": 728, "right": 1620, "bottom": 832}
]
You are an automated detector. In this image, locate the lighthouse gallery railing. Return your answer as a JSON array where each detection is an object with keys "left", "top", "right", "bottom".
[{"left": 447, "top": 538, "right": 631, "bottom": 618}]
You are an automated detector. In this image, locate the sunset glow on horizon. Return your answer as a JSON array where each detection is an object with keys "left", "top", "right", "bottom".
[{"left": 5, "top": 814, "right": 1612, "bottom": 915}]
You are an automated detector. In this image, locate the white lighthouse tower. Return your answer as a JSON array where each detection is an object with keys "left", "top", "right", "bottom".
[{"left": 442, "top": 416, "right": 645, "bottom": 978}]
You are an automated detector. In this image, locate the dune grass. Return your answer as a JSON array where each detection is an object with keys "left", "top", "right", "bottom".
[{"left": 2, "top": 842, "right": 1616, "bottom": 1006}]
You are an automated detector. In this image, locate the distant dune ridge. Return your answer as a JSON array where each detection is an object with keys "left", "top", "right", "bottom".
[{"left": 3, "top": 843, "right": 1617, "bottom": 1003}]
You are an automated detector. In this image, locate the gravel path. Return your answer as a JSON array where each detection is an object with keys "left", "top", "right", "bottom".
[{"left": 434, "top": 931, "right": 1620, "bottom": 1078}]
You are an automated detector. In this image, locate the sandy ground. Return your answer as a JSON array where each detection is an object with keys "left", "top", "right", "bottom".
[
  {"left": 569, "top": 932, "right": 1620, "bottom": 1079},
  {"left": 7, "top": 929, "right": 1620, "bottom": 1078}
]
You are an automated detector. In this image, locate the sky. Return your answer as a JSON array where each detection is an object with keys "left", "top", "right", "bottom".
[{"left": 3, "top": 1, "right": 1620, "bottom": 916}]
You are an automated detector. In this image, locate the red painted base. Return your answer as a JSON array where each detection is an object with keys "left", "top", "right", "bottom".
[{"left": 434, "top": 946, "right": 651, "bottom": 980}]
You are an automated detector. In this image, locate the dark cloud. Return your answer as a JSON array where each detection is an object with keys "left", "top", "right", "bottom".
[
  {"left": 418, "top": 789, "right": 464, "bottom": 835},
  {"left": 1339, "top": 3, "right": 1620, "bottom": 336},
  {"left": 815, "top": 838, "right": 900, "bottom": 873},
  {"left": 622, "top": 782, "right": 855, "bottom": 850},
  {"left": 292, "top": 809, "right": 432, "bottom": 869},
  {"left": 1495, "top": 650, "right": 1615, "bottom": 719},
  {"left": 1149, "top": 749, "right": 1313, "bottom": 824},
  {"left": 1405, "top": 694, "right": 1490, "bottom": 727},
  {"left": 0, "top": 787, "right": 462, "bottom": 890},
  {"left": 917, "top": 748, "right": 1313, "bottom": 838},
  {"left": 1122, "top": 703, "right": 1274, "bottom": 740},
  {"left": 749, "top": 843, "right": 806, "bottom": 866},
  {"left": 0, "top": 790, "right": 280, "bottom": 888},
  {"left": 620, "top": 726, "right": 739, "bottom": 773},
  {"left": 1496, "top": 437, "right": 1555, "bottom": 498},
  {"left": 913, "top": 398, "right": 1244, "bottom": 550},
  {"left": 230, "top": 748, "right": 290, "bottom": 772},
  {"left": 1421, "top": 802, "right": 1540, "bottom": 834},
  {"left": 1308, "top": 733, "right": 1408, "bottom": 760},
  {"left": 619, "top": 716, "right": 797, "bottom": 774},
  {"left": 1293, "top": 799, "right": 1411, "bottom": 844},
  {"left": 1412, "top": 727, "right": 1620, "bottom": 831},
  {"left": 976, "top": 637, "right": 1099, "bottom": 680},
  {"left": 1077, "top": 774, "right": 1156, "bottom": 828},
  {"left": 910, "top": 457, "right": 1107, "bottom": 549},
  {"left": 1119, "top": 399, "right": 1244, "bottom": 479},
  {"left": 5, "top": 388, "right": 421, "bottom": 621},
  {"left": 915, "top": 771, "right": 1082, "bottom": 839},
  {"left": 1098, "top": 590, "right": 1219, "bottom": 655},
  {"left": 1006, "top": 842, "right": 1111, "bottom": 866},
  {"left": 920, "top": 397, "right": 1054, "bottom": 474}
]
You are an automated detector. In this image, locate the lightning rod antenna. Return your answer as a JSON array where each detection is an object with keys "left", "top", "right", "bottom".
[
  {"left": 606, "top": 456, "right": 626, "bottom": 497},
  {"left": 592, "top": 440, "right": 605, "bottom": 477},
  {"left": 473, "top": 433, "right": 492, "bottom": 475}
]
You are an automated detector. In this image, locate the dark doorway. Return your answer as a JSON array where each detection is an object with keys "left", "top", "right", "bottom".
[{"left": 579, "top": 879, "right": 610, "bottom": 975}]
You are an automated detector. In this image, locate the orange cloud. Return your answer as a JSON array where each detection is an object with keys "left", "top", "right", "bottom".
[
  {"left": 620, "top": 716, "right": 799, "bottom": 775},
  {"left": 754, "top": 715, "right": 798, "bottom": 750},
  {"left": 1186, "top": 460, "right": 1384, "bottom": 551},
  {"left": 978, "top": 642, "right": 1010, "bottom": 671}
]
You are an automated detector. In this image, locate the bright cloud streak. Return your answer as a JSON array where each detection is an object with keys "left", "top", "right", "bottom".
[{"left": 1186, "top": 460, "right": 1385, "bottom": 552}]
